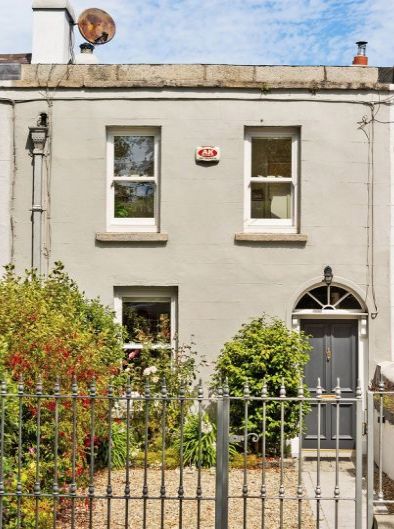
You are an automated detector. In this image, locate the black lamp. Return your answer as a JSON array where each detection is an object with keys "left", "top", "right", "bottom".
[{"left": 323, "top": 266, "right": 333, "bottom": 286}]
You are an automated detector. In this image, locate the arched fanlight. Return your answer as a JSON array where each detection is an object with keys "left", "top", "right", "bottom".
[{"left": 295, "top": 273, "right": 364, "bottom": 312}]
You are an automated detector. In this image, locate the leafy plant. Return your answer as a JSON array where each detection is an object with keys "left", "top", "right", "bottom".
[
  {"left": 96, "top": 420, "right": 138, "bottom": 469},
  {"left": 176, "top": 413, "right": 236, "bottom": 468},
  {"left": 180, "top": 413, "right": 216, "bottom": 468},
  {"left": 212, "top": 315, "right": 311, "bottom": 455},
  {"left": 0, "top": 263, "right": 127, "bottom": 528}
]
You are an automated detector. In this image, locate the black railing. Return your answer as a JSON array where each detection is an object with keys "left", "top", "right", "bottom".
[{"left": 0, "top": 377, "right": 363, "bottom": 529}]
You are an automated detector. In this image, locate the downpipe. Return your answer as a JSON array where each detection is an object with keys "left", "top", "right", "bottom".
[{"left": 29, "top": 114, "right": 48, "bottom": 274}]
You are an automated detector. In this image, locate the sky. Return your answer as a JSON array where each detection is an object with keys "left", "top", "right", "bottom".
[{"left": 1, "top": 0, "right": 394, "bottom": 66}]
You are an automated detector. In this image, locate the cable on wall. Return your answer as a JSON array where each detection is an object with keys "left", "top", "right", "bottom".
[{"left": 356, "top": 93, "right": 393, "bottom": 319}]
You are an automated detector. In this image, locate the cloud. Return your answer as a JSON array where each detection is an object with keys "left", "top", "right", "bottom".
[{"left": 0, "top": 0, "right": 392, "bottom": 66}]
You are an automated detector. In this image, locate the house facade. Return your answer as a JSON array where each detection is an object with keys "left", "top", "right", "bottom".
[{"left": 1, "top": 1, "right": 394, "bottom": 449}]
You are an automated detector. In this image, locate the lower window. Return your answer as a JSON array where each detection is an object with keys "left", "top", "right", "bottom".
[{"left": 114, "top": 287, "right": 177, "bottom": 352}]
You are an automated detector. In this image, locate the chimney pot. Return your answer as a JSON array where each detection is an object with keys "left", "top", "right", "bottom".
[
  {"left": 80, "top": 43, "right": 94, "bottom": 54},
  {"left": 75, "top": 43, "right": 99, "bottom": 64},
  {"left": 353, "top": 41, "right": 368, "bottom": 66}
]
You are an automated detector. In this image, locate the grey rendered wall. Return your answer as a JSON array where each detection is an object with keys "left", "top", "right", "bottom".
[
  {"left": 0, "top": 103, "right": 13, "bottom": 267},
  {"left": 10, "top": 90, "right": 391, "bottom": 378}
]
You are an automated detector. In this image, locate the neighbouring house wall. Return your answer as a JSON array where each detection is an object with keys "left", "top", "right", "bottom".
[
  {"left": 3, "top": 84, "right": 392, "bottom": 379},
  {"left": 390, "top": 100, "right": 394, "bottom": 361},
  {"left": 0, "top": 103, "right": 13, "bottom": 268}
]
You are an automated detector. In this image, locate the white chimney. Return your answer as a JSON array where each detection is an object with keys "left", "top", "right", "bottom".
[{"left": 32, "top": 0, "right": 76, "bottom": 64}]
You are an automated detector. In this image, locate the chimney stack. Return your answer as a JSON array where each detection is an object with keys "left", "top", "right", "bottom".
[
  {"left": 352, "top": 41, "right": 368, "bottom": 66},
  {"left": 32, "top": 0, "right": 76, "bottom": 64}
]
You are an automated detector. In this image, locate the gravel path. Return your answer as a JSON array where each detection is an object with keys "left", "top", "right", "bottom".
[{"left": 60, "top": 467, "right": 315, "bottom": 528}]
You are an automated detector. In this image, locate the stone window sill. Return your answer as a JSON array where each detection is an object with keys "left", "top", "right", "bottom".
[
  {"left": 96, "top": 232, "right": 168, "bottom": 242},
  {"left": 235, "top": 233, "right": 307, "bottom": 243}
]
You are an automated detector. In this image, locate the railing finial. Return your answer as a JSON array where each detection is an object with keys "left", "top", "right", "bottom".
[
  {"left": 161, "top": 377, "right": 168, "bottom": 399},
  {"left": 297, "top": 377, "right": 304, "bottom": 398},
  {"left": 280, "top": 378, "right": 286, "bottom": 398},
  {"left": 335, "top": 378, "right": 341, "bottom": 399},
  {"left": 243, "top": 379, "right": 250, "bottom": 400},
  {"left": 316, "top": 377, "right": 322, "bottom": 397}
]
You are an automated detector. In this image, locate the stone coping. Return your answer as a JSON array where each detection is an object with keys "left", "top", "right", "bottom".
[{"left": 0, "top": 64, "right": 388, "bottom": 90}]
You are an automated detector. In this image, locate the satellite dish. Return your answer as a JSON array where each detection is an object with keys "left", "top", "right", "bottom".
[{"left": 77, "top": 8, "right": 116, "bottom": 45}]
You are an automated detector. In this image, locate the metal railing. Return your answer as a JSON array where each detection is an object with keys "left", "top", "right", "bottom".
[
  {"left": 0, "top": 377, "right": 363, "bottom": 529},
  {"left": 367, "top": 378, "right": 394, "bottom": 528}
]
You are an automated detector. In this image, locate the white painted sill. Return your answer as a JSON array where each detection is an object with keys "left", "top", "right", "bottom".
[
  {"left": 235, "top": 233, "right": 307, "bottom": 243},
  {"left": 96, "top": 232, "right": 168, "bottom": 242}
]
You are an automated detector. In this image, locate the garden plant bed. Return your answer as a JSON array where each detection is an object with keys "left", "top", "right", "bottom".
[{"left": 60, "top": 466, "right": 315, "bottom": 529}]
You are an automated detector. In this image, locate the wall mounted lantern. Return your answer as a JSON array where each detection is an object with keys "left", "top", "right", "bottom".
[{"left": 323, "top": 266, "right": 333, "bottom": 286}]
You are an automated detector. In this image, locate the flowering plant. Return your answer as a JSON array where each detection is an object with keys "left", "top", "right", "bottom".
[{"left": 0, "top": 263, "right": 126, "bottom": 528}]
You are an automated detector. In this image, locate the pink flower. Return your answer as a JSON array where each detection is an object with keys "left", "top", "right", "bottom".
[{"left": 128, "top": 350, "right": 139, "bottom": 360}]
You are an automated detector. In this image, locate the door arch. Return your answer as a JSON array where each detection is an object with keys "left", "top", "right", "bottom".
[{"left": 292, "top": 282, "right": 368, "bottom": 449}]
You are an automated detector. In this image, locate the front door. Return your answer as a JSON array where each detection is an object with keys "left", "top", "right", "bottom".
[{"left": 302, "top": 319, "right": 358, "bottom": 449}]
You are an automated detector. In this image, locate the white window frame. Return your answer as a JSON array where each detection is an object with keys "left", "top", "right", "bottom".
[
  {"left": 244, "top": 128, "right": 299, "bottom": 233},
  {"left": 114, "top": 287, "right": 177, "bottom": 351},
  {"left": 107, "top": 128, "right": 160, "bottom": 233}
]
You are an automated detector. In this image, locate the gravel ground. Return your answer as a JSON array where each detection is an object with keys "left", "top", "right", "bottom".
[{"left": 60, "top": 466, "right": 315, "bottom": 529}]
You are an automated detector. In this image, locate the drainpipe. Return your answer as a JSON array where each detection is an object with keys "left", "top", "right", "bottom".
[{"left": 29, "top": 117, "right": 48, "bottom": 274}]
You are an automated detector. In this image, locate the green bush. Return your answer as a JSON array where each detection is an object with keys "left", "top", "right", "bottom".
[
  {"left": 212, "top": 315, "right": 311, "bottom": 455},
  {"left": 0, "top": 263, "right": 125, "bottom": 389},
  {"left": 0, "top": 263, "right": 126, "bottom": 528}
]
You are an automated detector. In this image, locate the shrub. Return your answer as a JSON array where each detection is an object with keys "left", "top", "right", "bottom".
[
  {"left": 212, "top": 315, "right": 311, "bottom": 454},
  {"left": 0, "top": 263, "right": 125, "bottom": 389},
  {"left": 0, "top": 263, "right": 126, "bottom": 528}
]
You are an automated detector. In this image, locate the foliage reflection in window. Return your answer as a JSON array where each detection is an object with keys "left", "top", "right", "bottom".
[
  {"left": 114, "top": 136, "right": 154, "bottom": 177},
  {"left": 123, "top": 300, "right": 171, "bottom": 345},
  {"left": 108, "top": 129, "right": 159, "bottom": 231}
]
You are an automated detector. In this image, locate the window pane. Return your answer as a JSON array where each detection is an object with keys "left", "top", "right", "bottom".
[
  {"left": 114, "top": 136, "right": 154, "bottom": 177},
  {"left": 251, "top": 137, "right": 291, "bottom": 178},
  {"left": 114, "top": 182, "right": 154, "bottom": 218},
  {"left": 309, "top": 287, "right": 329, "bottom": 305},
  {"left": 123, "top": 301, "right": 171, "bottom": 343},
  {"left": 338, "top": 295, "right": 362, "bottom": 310},
  {"left": 330, "top": 287, "right": 348, "bottom": 306},
  {"left": 251, "top": 182, "right": 291, "bottom": 219},
  {"left": 295, "top": 294, "right": 322, "bottom": 310}
]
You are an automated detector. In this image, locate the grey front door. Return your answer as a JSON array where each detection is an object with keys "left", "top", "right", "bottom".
[{"left": 302, "top": 319, "right": 358, "bottom": 449}]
